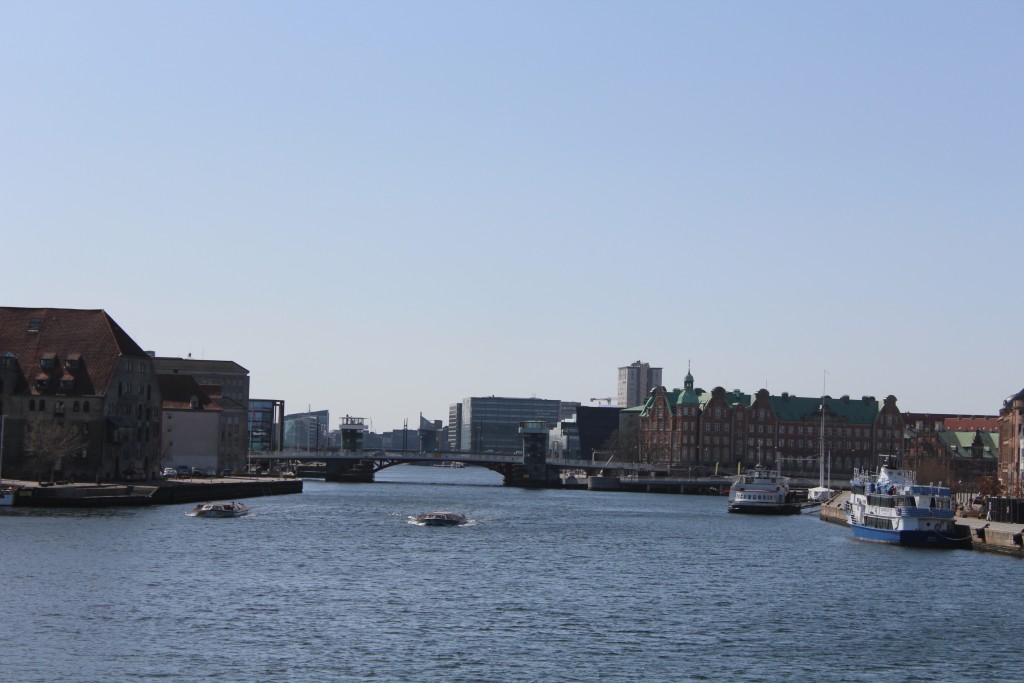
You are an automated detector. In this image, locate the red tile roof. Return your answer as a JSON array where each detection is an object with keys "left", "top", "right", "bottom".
[
  {"left": 156, "top": 373, "right": 219, "bottom": 411},
  {"left": 0, "top": 307, "right": 150, "bottom": 398}
]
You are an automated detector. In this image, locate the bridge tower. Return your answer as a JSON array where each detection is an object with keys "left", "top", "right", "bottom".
[
  {"left": 326, "top": 416, "right": 374, "bottom": 482},
  {"left": 340, "top": 416, "right": 366, "bottom": 452},
  {"left": 508, "top": 420, "right": 559, "bottom": 488}
]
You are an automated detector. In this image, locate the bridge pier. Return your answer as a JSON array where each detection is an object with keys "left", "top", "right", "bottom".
[{"left": 324, "top": 458, "right": 375, "bottom": 483}]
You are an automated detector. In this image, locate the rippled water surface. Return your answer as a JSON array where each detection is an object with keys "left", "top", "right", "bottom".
[{"left": 3, "top": 466, "right": 1023, "bottom": 682}]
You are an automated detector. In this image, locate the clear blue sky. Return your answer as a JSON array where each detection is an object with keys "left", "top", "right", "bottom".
[{"left": 3, "top": 1, "right": 1022, "bottom": 431}]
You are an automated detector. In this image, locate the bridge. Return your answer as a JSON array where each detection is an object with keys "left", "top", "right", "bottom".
[{"left": 249, "top": 448, "right": 668, "bottom": 488}]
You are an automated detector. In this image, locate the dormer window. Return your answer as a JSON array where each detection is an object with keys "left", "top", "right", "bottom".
[
  {"left": 28, "top": 317, "right": 42, "bottom": 333},
  {"left": 40, "top": 352, "right": 57, "bottom": 369},
  {"left": 65, "top": 353, "right": 82, "bottom": 370},
  {"left": 34, "top": 373, "right": 49, "bottom": 390},
  {"left": 1, "top": 352, "right": 17, "bottom": 370},
  {"left": 59, "top": 375, "right": 75, "bottom": 392}
]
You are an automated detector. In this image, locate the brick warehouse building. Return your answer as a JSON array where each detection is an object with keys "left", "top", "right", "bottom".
[
  {"left": 637, "top": 370, "right": 904, "bottom": 477},
  {"left": 0, "top": 307, "right": 161, "bottom": 482}
]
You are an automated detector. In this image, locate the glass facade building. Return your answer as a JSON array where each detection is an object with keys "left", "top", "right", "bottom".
[
  {"left": 284, "top": 410, "right": 330, "bottom": 451},
  {"left": 249, "top": 399, "right": 284, "bottom": 453},
  {"left": 458, "top": 396, "right": 574, "bottom": 453}
]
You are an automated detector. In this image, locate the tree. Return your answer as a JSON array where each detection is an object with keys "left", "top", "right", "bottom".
[
  {"left": 978, "top": 475, "right": 1002, "bottom": 498},
  {"left": 23, "top": 420, "right": 88, "bottom": 481}
]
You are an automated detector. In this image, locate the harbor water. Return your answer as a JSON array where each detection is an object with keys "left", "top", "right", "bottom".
[{"left": 2, "top": 465, "right": 1022, "bottom": 682}]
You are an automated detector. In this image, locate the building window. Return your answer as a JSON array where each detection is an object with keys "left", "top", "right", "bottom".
[
  {"left": 83, "top": 401, "right": 90, "bottom": 413},
  {"left": 29, "top": 399, "right": 35, "bottom": 411}
]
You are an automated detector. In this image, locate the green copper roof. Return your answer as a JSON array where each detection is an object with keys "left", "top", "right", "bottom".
[
  {"left": 937, "top": 430, "right": 999, "bottom": 459},
  {"left": 769, "top": 394, "right": 880, "bottom": 424},
  {"left": 676, "top": 387, "right": 700, "bottom": 405}
]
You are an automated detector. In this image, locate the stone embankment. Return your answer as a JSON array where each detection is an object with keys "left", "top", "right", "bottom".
[
  {"left": 7, "top": 476, "right": 302, "bottom": 508},
  {"left": 819, "top": 491, "right": 1024, "bottom": 558}
]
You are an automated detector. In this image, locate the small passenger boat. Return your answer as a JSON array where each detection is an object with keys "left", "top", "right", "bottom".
[
  {"left": 187, "top": 501, "right": 250, "bottom": 518},
  {"left": 845, "top": 455, "right": 967, "bottom": 547},
  {"left": 411, "top": 511, "right": 468, "bottom": 526},
  {"left": 728, "top": 466, "right": 801, "bottom": 514}
]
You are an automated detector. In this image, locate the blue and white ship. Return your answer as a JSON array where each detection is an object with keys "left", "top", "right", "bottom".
[{"left": 845, "top": 456, "right": 966, "bottom": 547}]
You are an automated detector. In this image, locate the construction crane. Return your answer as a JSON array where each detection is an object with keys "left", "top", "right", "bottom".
[{"left": 589, "top": 397, "right": 615, "bottom": 405}]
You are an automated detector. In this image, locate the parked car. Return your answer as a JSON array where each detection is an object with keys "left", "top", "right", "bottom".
[
  {"left": 162, "top": 467, "right": 177, "bottom": 479},
  {"left": 190, "top": 467, "right": 208, "bottom": 478},
  {"left": 176, "top": 465, "right": 190, "bottom": 478}
]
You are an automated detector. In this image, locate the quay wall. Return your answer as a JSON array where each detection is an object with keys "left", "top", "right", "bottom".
[{"left": 11, "top": 478, "right": 302, "bottom": 508}]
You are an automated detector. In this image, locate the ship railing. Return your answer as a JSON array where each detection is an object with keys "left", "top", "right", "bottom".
[{"left": 896, "top": 507, "right": 956, "bottom": 519}]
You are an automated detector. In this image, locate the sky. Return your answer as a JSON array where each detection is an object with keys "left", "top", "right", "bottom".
[{"left": 2, "top": 1, "right": 1022, "bottom": 432}]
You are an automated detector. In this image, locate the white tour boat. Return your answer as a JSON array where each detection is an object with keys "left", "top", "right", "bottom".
[
  {"left": 845, "top": 455, "right": 967, "bottom": 547},
  {"left": 187, "top": 501, "right": 250, "bottom": 518},
  {"left": 728, "top": 466, "right": 801, "bottom": 515},
  {"left": 411, "top": 511, "right": 468, "bottom": 527}
]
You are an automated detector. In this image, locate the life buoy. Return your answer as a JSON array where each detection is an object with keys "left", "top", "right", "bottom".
[{"left": 896, "top": 508, "right": 902, "bottom": 516}]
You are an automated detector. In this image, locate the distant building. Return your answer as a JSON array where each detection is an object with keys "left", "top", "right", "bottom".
[
  {"left": 549, "top": 418, "right": 579, "bottom": 458},
  {"left": 381, "top": 427, "right": 418, "bottom": 451},
  {"left": 455, "top": 396, "right": 574, "bottom": 453},
  {"left": 151, "top": 356, "right": 250, "bottom": 471},
  {"left": 575, "top": 405, "right": 622, "bottom": 461},
  {"left": 419, "top": 415, "right": 443, "bottom": 452},
  {"left": 618, "top": 360, "right": 662, "bottom": 409},
  {"left": 637, "top": 369, "right": 905, "bottom": 477},
  {"left": 998, "top": 389, "right": 1024, "bottom": 495},
  {"left": 284, "top": 410, "right": 329, "bottom": 451},
  {"left": 448, "top": 402, "right": 462, "bottom": 451},
  {"left": 157, "top": 374, "right": 220, "bottom": 474},
  {"left": 0, "top": 307, "right": 161, "bottom": 481},
  {"left": 249, "top": 399, "right": 285, "bottom": 453}
]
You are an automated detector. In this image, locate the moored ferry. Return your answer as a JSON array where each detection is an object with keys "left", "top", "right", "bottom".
[
  {"left": 845, "top": 455, "right": 967, "bottom": 547},
  {"left": 728, "top": 466, "right": 801, "bottom": 514}
]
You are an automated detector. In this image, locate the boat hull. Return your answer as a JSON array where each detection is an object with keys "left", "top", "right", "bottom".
[
  {"left": 412, "top": 512, "right": 467, "bottom": 526},
  {"left": 418, "top": 518, "right": 464, "bottom": 527},
  {"left": 849, "top": 522, "right": 968, "bottom": 548},
  {"left": 728, "top": 503, "right": 801, "bottom": 515}
]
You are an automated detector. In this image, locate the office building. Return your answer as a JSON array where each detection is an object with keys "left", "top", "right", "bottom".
[
  {"left": 456, "top": 396, "right": 570, "bottom": 453},
  {"left": 618, "top": 360, "right": 662, "bottom": 408}
]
